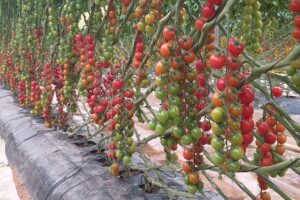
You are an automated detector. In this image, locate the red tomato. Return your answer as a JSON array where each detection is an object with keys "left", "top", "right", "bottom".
[
  {"left": 160, "top": 42, "right": 172, "bottom": 58},
  {"left": 202, "top": 6, "right": 215, "bottom": 19},
  {"left": 289, "top": 0, "right": 300, "bottom": 13},
  {"left": 183, "top": 148, "right": 194, "bottom": 160},
  {"left": 241, "top": 118, "right": 254, "bottom": 133},
  {"left": 272, "top": 86, "right": 283, "bottom": 97},
  {"left": 182, "top": 50, "right": 196, "bottom": 63},
  {"left": 195, "top": 18, "right": 206, "bottom": 31},
  {"left": 242, "top": 103, "right": 254, "bottom": 119},
  {"left": 179, "top": 36, "right": 193, "bottom": 50},
  {"left": 163, "top": 26, "right": 177, "bottom": 40},
  {"left": 227, "top": 56, "right": 241, "bottom": 70},
  {"left": 292, "top": 27, "right": 300, "bottom": 40},
  {"left": 260, "top": 143, "right": 270, "bottom": 154},
  {"left": 216, "top": 78, "right": 226, "bottom": 91},
  {"left": 265, "top": 132, "right": 277, "bottom": 144},
  {"left": 228, "top": 39, "right": 244, "bottom": 56},
  {"left": 209, "top": 54, "right": 226, "bottom": 70},
  {"left": 239, "top": 85, "right": 255, "bottom": 105},
  {"left": 258, "top": 122, "right": 270, "bottom": 135},
  {"left": 294, "top": 15, "right": 300, "bottom": 27}
]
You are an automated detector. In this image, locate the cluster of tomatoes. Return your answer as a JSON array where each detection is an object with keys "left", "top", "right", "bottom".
[
  {"left": 40, "top": 62, "right": 54, "bottom": 128},
  {"left": 241, "top": 0, "right": 263, "bottom": 53},
  {"left": 210, "top": 39, "right": 255, "bottom": 172},
  {"left": 29, "top": 81, "right": 42, "bottom": 116},
  {"left": 136, "top": 0, "right": 164, "bottom": 34},
  {"left": 133, "top": 33, "right": 149, "bottom": 87},
  {"left": 289, "top": 0, "right": 300, "bottom": 42},
  {"left": 255, "top": 107, "right": 287, "bottom": 200}
]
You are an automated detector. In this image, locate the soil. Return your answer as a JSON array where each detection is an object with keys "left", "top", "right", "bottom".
[{"left": 12, "top": 166, "right": 31, "bottom": 200}]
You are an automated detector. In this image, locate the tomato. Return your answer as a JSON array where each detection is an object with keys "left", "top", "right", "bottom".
[
  {"left": 183, "top": 162, "right": 193, "bottom": 173},
  {"left": 155, "top": 123, "right": 166, "bottom": 135},
  {"left": 170, "top": 57, "right": 182, "bottom": 69},
  {"left": 228, "top": 118, "right": 240, "bottom": 130},
  {"left": 292, "top": 27, "right": 300, "bottom": 40},
  {"left": 242, "top": 103, "right": 254, "bottom": 119},
  {"left": 239, "top": 85, "right": 255, "bottom": 105},
  {"left": 230, "top": 146, "right": 244, "bottom": 160},
  {"left": 277, "top": 133, "right": 287, "bottom": 144},
  {"left": 242, "top": 132, "right": 253, "bottom": 145},
  {"left": 179, "top": 36, "right": 193, "bottom": 50},
  {"left": 111, "top": 163, "right": 119, "bottom": 176},
  {"left": 210, "top": 107, "right": 225, "bottom": 123},
  {"left": 209, "top": 54, "right": 226, "bottom": 70},
  {"left": 294, "top": 15, "right": 300, "bottom": 28},
  {"left": 155, "top": 60, "right": 168, "bottom": 75},
  {"left": 191, "top": 127, "right": 202, "bottom": 140},
  {"left": 156, "top": 110, "right": 169, "bottom": 123},
  {"left": 227, "top": 73, "right": 240, "bottom": 88},
  {"left": 292, "top": 73, "right": 300, "bottom": 85},
  {"left": 227, "top": 56, "right": 241, "bottom": 70},
  {"left": 212, "top": 122, "right": 225, "bottom": 136},
  {"left": 173, "top": 126, "right": 184, "bottom": 138},
  {"left": 272, "top": 86, "right": 283, "bottom": 98},
  {"left": 226, "top": 160, "right": 240, "bottom": 172},
  {"left": 112, "top": 80, "right": 123, "bottom": 90},
  {"left": 265, "top": 132, "right": 276, "bottom": 144},
  {"left": 211, "top": 92, "right": 224, "bottom": 107},
  {"left": 266, "top": 116, "right": 277, "bottom": 126},
  {"left": 229, "top": 132, "right": 243, "bottom": 145},
  {"left": 200, "top": 120, "right": 211, "bottom": 131},
  {"left": 183, "top": 148, "right": 194, "bottom": 160},
  {"left": 228, "top": 39, "right": 244, "bottom": 56},
  {"left": 211, "top": 152, "right": 225, "bottom": 165},
  {"left": 276, "top": 123, "right": 286, "bottom": 133},
  {"left": 145, "top": 13, "right": 156, "bottom": 25},
  {"left": 123, "top": 156, "right": 131, "bottom": 164},
  {"left": 257, "top": 122, "right": 269, "bottom": 136},
  {"left": 148, "top": 120, "right": 156, "bottom": 130},
  {"left": 163, "top": 26, "right": 176, "bottom": 40},
  {"left": 160, "top": 42, "right": 172, "bottom": 58},
  {"left": 289, "top": 0, "right": 300, "bottom": 13},
  {"left": 260, "top": 143, "right": 270, "bottom": 154},
  {"left": 228, "top": 103, "right": 243, "bottom": 118},
  {"left": 188, "top": 172, "right": 200, "bottom": 185},
  {"left": 275, "top": 144, "right": 285, "bottom": 155},
  {"left": 187, "top": 185, "right": 198, "bottom": 195},
  {"left": 168, "top": 105, "right": 180, "bottom": 118},
  {"left": 195, "top": 18, "right": 206, "bottom": 31},
  {"left": 181, "top": 134, "right": 193, "bottom": 145},
  {"left": 257, "top": 176, "right": 268, "bottom": 190},
  {"left": 211, "top": 136, "right": 224, "bottom": 151},
  {"left": 260, "top": 191, "right": 271, "bottom": 200},
  {"left": 202, "top": 6, "right": 215, "bottom": 19},
  {"left": 182, "top": 50, "right": 196, "bottom": 63},
  {"left": 241, "top": 118, "right": 254, "bottom": 133},
  {"left": 216, "top": 78, "right": 226, "bottom": 91}
]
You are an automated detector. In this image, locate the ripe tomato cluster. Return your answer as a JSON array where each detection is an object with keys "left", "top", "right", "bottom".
[
  {"left": 255, "top": 106, "right": 287, "bottom": 199},
  {"left": 289, "top": 0, "right": 300, "bottom": 42}
]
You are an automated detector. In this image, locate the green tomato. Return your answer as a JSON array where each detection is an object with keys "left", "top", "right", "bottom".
[
  {"left": 116, "top": 150, "right": 124, "bottom": 160},
  {"left": 181, "top": 135, "right": 193, "bottom": 145},
  {"left": 286, "top": 67, "right": 296, "bottom": 76},
  {"left": 123, "top": 156, "right": 131, "bottom": 165},
  {"left": 197, "top": 181, "right": 204, "bottom": 191},
  {"left": 173, "top": 126, "right": 184, "bottom": 138},
  {"left": 168, "top": 105, "right": 180, "bottom": 118},
  {"left": 191, "top": 127, "right": 202, "bottom": 140},
  {"left": 168, "top": 83, "right": 180, "bottom": 95},
  {"left": 212, "top": 122, "right": 225, "bottom": 136},
  {"left": 211, "top": 136, "right": 224, "bottom": 151},
  {"left": 187, "top": 185, "right": 197, "bottom": 195},
  {"left": 292, "top": 73, "right": 300, "bottom": 85},
  {"left": 227, "top": 160, "right": 241, "bottom": 172},
  {"left": 173, "top": 117, "right": 182, "bottom": 126},
  {"left": 229, "top": 146, "right": 244, "bottom": 161},
  {"left": 155, "top": 88, "right": 166, "bottom": 100},
  {"left": 169, "top": 95, "right": 181, "bottom": 106},
  {"left": 148, "top": 120, "right": 156, "bottom": 130},
  {"left": 210, "top": 107, "right": 225, "bottom": 123},
  {"left": 155, "top": 123, "right": 166, "bottom": 135},
  {"left": 156, "top": 110, "right": 169, "bottom": 123},
  {"left": 211, "top": 152, "right": 225, "bottom": 166},
  {"left": 229, "top": 132, "right": 243, "bottom": 145}
]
